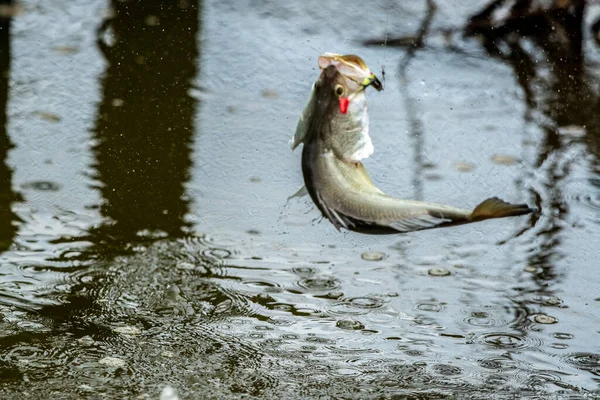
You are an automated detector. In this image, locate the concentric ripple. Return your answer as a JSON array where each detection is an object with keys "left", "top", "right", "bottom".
[
  {"left": 463, "top": 311, "right": 507, "bottom": 328},
  {"left": 473, "top": 332, "right": 544, "bottom": 350},
  {"left": 295, "top": 276, "right": 341, "bottom": 293},
  {"left": 562, "top": 352, "right": 600, "bottom": 375},
  {"left": 328, "top": 296, "right": 387, "bottom": 316},
  {"left": 415, "top": 301, "right": 446, "bottom": 313}
]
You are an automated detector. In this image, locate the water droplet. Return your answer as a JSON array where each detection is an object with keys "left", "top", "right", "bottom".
[
  {"left": 550, "top": 343, "right": 569, "bottom": 349},
  {"left": 113, "top": 326, "right": 142, "bottom": 335},
  {"left": 552, "top": 332, "right": 574, "bottom": 340},
  {"left": 534, "top": 314, "right": 558, "bottom": 324},
  {"left": 416, "top": 301, "right": 445, "bottom": 312},
  {"left": 32, "top": 110, "right": 61, "bottom": 122},
  {"left": 336, "top": 318, "right": 365, "bottom": 330},
  {"left": 361, "top": 252, "right": 385, "bottom": 261},
  {"left": 544, "top": 297, "right": 563, "bottom": 306},
  {"left": 282, "top": 334, "right": 299, "bottom": 340},
  {"left": 454, "top": 161, "right": 475, "bottom": 172},
  {"left": 491, "top": 154, "right": 519, "bottom": 165},
  {"left": 428, "top": 268, "right": 450, "bottom": 276}
]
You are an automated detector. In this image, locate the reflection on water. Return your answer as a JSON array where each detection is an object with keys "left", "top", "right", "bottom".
[
  {"left": 0, "top": 3, "right": 20, "bottom": 252},
  {"left": 464, "top": 2, "right": 600, "bottom": 372},
  {"left": 33, "top": 0, "right": 202, "bottom": 339},
  {"left": 467, "top": 1, "right": 600, "bottom": 297},
  {"left": 90, "top": 0, "right": 199, "bottom": 249}
]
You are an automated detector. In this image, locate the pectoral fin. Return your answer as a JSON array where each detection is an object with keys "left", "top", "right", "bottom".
[
  {"left": 470, "top": 197, "right": 534, "bottom": 221},
  {"left": 286, "top": 185, "right": 309, "bottom": 202},
  {"left": 290, "top": 84, "right": 316, "bottom": 151}
]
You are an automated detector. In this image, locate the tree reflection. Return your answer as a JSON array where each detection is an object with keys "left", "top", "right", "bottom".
[
  {"left": 467, "top": 0, "right": 599, "bottom": 281},
  {"left": 37, "top": 0, "right": 201, "bottom": 325},
  {"left": 0, "top": 1, "right": 21, "bottom": 252},
  {"left": 364, "top": 0, "right": 438, "bottom": 201},
  {"left": 89, "top": 0, "right": 200, "bottom": 252},
  {"left": 466, "top": 0, "right": 600, "bottom": 327}
]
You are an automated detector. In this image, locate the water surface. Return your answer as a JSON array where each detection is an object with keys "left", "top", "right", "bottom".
[{"left": 1, "top": 0, "right": 600, "bottom": 398}]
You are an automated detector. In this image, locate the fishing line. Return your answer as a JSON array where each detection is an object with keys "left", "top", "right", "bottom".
[{"left": 381, "top": 0, "right": 391, "bottom": 90}]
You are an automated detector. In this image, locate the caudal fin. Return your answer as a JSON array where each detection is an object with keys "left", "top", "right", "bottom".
[{"left": 470, "top": 197, "right": 534, "bottom": 221}]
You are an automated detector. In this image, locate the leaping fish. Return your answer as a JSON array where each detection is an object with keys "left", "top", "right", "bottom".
[{"left": 295, "top": 61, "right": 534, "bottom": 234}]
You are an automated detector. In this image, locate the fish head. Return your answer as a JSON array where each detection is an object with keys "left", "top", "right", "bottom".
[
  {"left": 290, "top": 53, "right": 379, "bottom": 152},
  {"left": 318, "top": 53, "right": 383, "bottom": 92},
  {"left": 314, "top": 64, "right": 354, "bottom": 117},
  {"left": 313, "top": 66, "right": 373, "bottom": 162}
]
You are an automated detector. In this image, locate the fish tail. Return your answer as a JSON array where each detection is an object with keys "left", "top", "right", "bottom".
[{"left": 470, "top": 197, "right": 534, "bottom": 221}]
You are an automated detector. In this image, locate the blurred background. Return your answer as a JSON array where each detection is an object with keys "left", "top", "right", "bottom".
[{"left": 0, "top": 0, "right": 599, "bottom": 398}]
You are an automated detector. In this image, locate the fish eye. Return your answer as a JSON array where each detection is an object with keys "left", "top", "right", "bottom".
[{"left": 334, "top": 84, "right": 345, "bottom": 97}]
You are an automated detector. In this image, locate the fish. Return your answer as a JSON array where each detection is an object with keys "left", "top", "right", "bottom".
[{"left": 298, "top": 64, "right": 534, "bottom": 234}]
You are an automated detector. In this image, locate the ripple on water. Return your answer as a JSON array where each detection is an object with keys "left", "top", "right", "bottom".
[
  {"left": 291, "top": 266, "right": 316, "bottom": 277},
  {"left": 551, "top": 332, "right": 574, "bottom": 340},
  {"left": 20, "top": 180, "right": 62, "bottom": 191},
  {"left": 478, "top": 356, "right": 518, "bottom": 372},
  {"left": 529, "top": 295, "right": 565, "bottom": 307},
  {"left": 329, "top": 296, "right": 386, "bottom": 316},
  {"left": 5, "top": 344, "right": 71, "bottom": 372},
  {"left": 415, "top": 301, "right": 446, "bottom": 313},
  {"left": 566, "top": 192, "right": 600, "bottom": 212},
  {"left": 295, "top": 276, "right": 341, "bottom": 293},
  {"left": 463, "top": 311, "right": 508, "bottom": 328},
  {"left": 179, "top": 235, "right": 238, "bottom": 264},
  {"left": 335, "top": 318, "right": 365, "bottom": 330},
  {"left": 484, "top": 374, "right": 509, "bottom": 387},
  {"left": 7, "top": 345, "right": 43, "bottom": 361},
  {"left": 531, "top": 314, "right": 558, "bottom": 324},
  {"left": 432, "top": 364, "right": 463, "bottom": 376},
  {"left": 474, "top": 332, "right": 544, "bottom": 350},
  {"left": 524, "top": 370, "right": 565, "bottom": 389},
  {"left": 201, "top": 247, "right": 232, "bottom": 261},
  {"left": 562, "top": 352, "right": 600, "bottom": 375}
]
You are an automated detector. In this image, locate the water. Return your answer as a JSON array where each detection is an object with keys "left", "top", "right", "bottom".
[{"left": 1, "top": 0, "right": 600, "bottom": 398}]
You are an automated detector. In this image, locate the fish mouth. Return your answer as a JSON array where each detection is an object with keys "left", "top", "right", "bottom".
[{"left": 361, "top": 73, "right": 383, "bottom": 91}]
